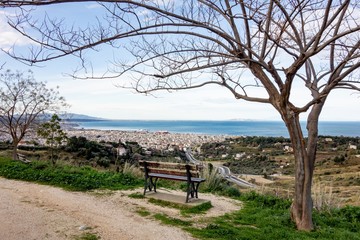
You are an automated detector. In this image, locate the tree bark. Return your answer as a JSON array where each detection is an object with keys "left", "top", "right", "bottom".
[
  {"left": 284, "top": 113, "right": 314, "bottom": 231},
  {"left": 12, "top": 141, "right": 19, "bottom": 161}
]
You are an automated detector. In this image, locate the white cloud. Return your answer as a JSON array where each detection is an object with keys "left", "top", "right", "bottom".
[
  {"left": 86, "top": 3, "right": 102, "bottom": 9},
  {"left": 0, "top": 11, "right": 34, "bottom": 51}
]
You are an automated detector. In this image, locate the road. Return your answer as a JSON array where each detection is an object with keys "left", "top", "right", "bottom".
[{"left": 185, "top": 150, "right": 256, "bottom": 188}]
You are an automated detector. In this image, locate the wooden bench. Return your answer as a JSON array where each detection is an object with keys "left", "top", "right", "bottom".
[
  {"left": 139, "top": 161, "right": 206, "bottom": 203},
  {"left": 17, "top": 153, "right": 31, "bottom": 163}
]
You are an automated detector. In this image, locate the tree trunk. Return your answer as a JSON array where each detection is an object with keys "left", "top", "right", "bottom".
[
  {"left": 12, "top": 141, "right": 19, "bottom": 160},
  {"left": 284, "top": 114, "right": 315, "bottom": 231}
]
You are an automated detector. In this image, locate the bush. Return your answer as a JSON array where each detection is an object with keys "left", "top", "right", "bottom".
[
  {"left": 240, "top": 191, "right": 292, "bottom": 210},
  {"left": 333, "top": 155, "right": 346, "bottom": 164},
  {"left": 200, "top": 165, "right": 225, "bottom": 192},
  {"left": 222, "top": 186, "right": 241, "bottom": 198},
  {"left": 0, "top": 157, "right": 142, "bottom": 191},
  {"left": 96, "top": 156, "right": 111, "bottom": 168}
]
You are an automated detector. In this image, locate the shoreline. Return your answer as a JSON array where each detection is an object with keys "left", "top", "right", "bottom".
[
  {"left": 66, "top": 120, "right": 360, "bottom": 137},
  {"left": 2, "top": 125, "right": 359, "bottom": 151},
  {"left": 65, "top": 129, "right": 229, "bottom": 150}
]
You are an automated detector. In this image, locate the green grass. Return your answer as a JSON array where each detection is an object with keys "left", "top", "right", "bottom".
[
  {"left": 0, "top": 156, "right": 143, "bottom": 191},
  {"left": 153, "top": 213, "right": 192, "bottom": 227},
  {"left": 181, "top": 201, "right": 213, "bottom": 215},
  {"left": 135, "top": 207, "right": 151, "bottom": 217},
  {"left": 128, "top": 192, "right": 145, "bottom": 199},
  {"left": 74, "top": 233, "right": 99, "bottom": 240},
  {"left": 148, "top": 198, "right": 213, "bottom": 216}
]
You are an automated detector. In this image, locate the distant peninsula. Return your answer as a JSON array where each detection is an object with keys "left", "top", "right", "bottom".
[{"left": 60, "top": 113, "right": 106, "bottom": 121}]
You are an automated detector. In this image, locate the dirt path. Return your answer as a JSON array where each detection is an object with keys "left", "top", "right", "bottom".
[{"left": 0, "top": 178, "right": 241, "bottom": 240}]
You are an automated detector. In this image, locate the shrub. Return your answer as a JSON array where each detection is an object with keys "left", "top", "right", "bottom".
[
  {"left": 333, "top": 155, "right": 346, "bottom": 164},
  {"left": 240, "top": 191, "right": 291, "bottom": 210},
  {"left": 200, "top": 165, "right": 225, "bottom": 192},
  {"left": 0, "top": 157, "right": 142, "bottom": 191},
  {"left": 122, "top": 162, "right": 143, "bottom": 178},
  {"left": 222, "top": 186, "right": 241, "bottom": 198}
]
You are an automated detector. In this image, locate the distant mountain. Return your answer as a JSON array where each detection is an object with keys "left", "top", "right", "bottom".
[{"left": 60, "top": 113, "right": 105, "bottom": 121}]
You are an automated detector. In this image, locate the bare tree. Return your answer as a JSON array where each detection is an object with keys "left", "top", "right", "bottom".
[
  {"left": 0, "top": 69, "right": 66, "bottom": 160},
  {"left": 1, "top": 0, "right": 360, "bottom": 230}
]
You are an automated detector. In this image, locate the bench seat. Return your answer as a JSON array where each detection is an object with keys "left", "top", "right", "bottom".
[{"left": 148, "top": 173, "right": 205, "bottom": 182}]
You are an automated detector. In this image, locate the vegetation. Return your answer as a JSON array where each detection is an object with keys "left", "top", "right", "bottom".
[
  {"left": 0, "top": 156, "right": 142, "bottom": 191},
  {"left": 148, "top": 198, "right": 213, "bottom": 216},
  {"left": 0, "top": 132, "right": 358, "bottom": 238},
  {"left": 128, "top": 192, "right": 146, "bottom": 199},
  {"left": 37, "top": 114, "right": 68, "bottom": 165},
  {"left": 134, "top": 190, "right": 360, "bottom": 240},
  {"left": 153, "top": 213, "right": 192, "bottom": 227},
  {"left": 184, "top": 192, "right": 360, "bottom": 240},
  {"left": 135, "top": 207, "right": 151, "bottom": 217},
  {"left": 200, "top": 136, "right": 360, "bottom": 177},
  {"left": 0, "top": 69, "right": 66, "bottom": 160},
  {"left": 0, "top": 153, "right": 359, "bottom": 239},
  {"left": 64, "top": 136, "right": 149, "bottom": 168},
  {"left": 75, "top": 233, "right": 99, "bottom": 240}
]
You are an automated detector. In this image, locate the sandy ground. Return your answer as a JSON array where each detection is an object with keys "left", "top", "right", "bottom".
[{"left": 0, "top": 178, "right": 241, "bottom": 240}]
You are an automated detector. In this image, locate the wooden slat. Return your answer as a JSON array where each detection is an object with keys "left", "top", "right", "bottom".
[
  {"left": 139, "top": 167, "right": 199, "bottom": 178},
  {"left": 148, "top": 173, "right": 206, "bottom": 182},
  {"left": 148, "top": 173, "right": 188, "bottom": 181},
  {"left": 139, "top": 160, "right": 198, "bottom": 171},
  {"left": 151, "top": 169, "right": 199, "bottom": 178}
]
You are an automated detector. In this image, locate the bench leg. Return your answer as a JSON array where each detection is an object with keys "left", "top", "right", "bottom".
[
  {"left": 194, "top": 182, "right": 201, "bottom": 198},
  {"left": 143, "top": 176, "right": 159, "bottom": 196},
  {"left": 143, "top": 176, "right": 151, "bottom": 195},
  {"left": 153, "top": 178, "right": 158, "bottom": 192},
  {"left": 186, "top": 182, "right": 191, "bottom": 203},
  {"left": 186, "top": 182, "right": 202, "bottom": 203},
  {"left": 190, "top": 182, "right": 195, "bottom": 198}
]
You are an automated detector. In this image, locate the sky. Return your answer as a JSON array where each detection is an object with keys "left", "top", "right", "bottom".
[{"left": 0, "top": 4, "right": 359, "bottom": 121}]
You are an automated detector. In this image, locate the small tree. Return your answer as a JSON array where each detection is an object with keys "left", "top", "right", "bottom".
[
  {"left": 37, "top": 114, "right": 68, "bottom": 165},
  {"left": 0, "top": 70, "right": 66, "bottom": 160}
]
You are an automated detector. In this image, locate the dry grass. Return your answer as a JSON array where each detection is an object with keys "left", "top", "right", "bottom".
[
  {"left": 122, "top": 162, "right": 143, "bottom": 178},
  {"left": 312, "top": 181, "right": 343, "bottom": 211},
  {"left": 200, "top": 166, "right": 223, "bottom": 191}
]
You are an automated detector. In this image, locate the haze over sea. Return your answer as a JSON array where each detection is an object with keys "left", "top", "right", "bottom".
[{"left": 71, "top": 119, "right": 360, "bottom": 138}]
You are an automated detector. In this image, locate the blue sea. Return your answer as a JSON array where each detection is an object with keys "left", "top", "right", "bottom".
[{"left": 69, "top": 119, "right": 360, "bottom": 137}]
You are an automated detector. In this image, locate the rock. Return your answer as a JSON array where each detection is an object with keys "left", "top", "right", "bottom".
[{"left": 79, "top": 225, "right": 91, "bottom": 231}]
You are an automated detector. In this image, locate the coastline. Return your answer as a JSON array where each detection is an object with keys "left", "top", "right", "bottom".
[
  {"left": 66, "top": 129, "right": 229, "bottom": 150},
  {"left": 67, "top": 119, "right": 360, "bottom": 137},
  {"left": 2, "top": 120, "right": 359, "bottom": 150}
]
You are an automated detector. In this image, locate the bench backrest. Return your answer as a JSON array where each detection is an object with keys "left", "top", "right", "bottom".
[{"left": 139, "top": 161, "right": 202, "bottom": 178}]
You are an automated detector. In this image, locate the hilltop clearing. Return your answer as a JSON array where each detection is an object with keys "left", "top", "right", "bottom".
[{"left": 0, "top": 178, "right": 240, "bottom": 240}]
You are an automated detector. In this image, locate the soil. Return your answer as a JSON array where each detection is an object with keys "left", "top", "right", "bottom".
[{"left": 0, "top": 177, "right": 241, "bottom": 240}]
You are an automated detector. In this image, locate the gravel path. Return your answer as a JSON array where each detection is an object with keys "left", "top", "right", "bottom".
[
  {"left": 0, "top": 178, "right": 196, "bottom": 240},
  {"left": 0, "top": 178, "right": 241, "bottom": 240}
]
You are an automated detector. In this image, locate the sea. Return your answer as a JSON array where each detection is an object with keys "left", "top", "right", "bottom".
[{"left": 68, "top": 119, "right": 360, "bottom": 138}]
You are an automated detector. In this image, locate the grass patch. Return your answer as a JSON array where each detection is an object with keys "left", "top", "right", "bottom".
[
  {"left": 128, "top": 192, "right": 145, "bottom": 199},
  {"left": 153, "top": 213, "right": 192, "bottom": 227},
  {"left": 75, "top": 233, "right": 99, "bottom": 240},
  {"left": 181, "top": 201, "right": 213, "bottom": 215},
  {"left": 148, "top": 198, "right": 212, "bottom": 216},
  {"left": 136, "top": 207, "right": 151, "bottom": 217},
  {"left": 0, "top": 157, "right": 143, "bottom": 191}
]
